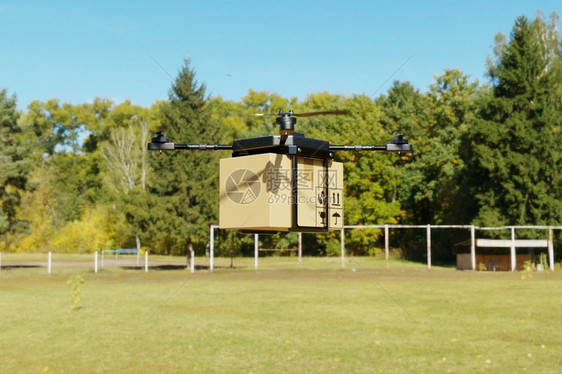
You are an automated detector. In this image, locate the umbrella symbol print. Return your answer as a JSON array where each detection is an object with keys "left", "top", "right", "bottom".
[
  {"left": 332, "top": 212, "right": 341, "bottom": 225},
  {"left": 225, "top": 169, "right": 261, "bottom": 205}
]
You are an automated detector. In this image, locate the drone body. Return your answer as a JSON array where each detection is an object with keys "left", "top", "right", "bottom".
[{"left": 148, "top": 110, "right": 412, "bottom": 234}]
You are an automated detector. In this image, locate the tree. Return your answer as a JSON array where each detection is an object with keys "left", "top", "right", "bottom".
[
  {"left": 101, "top": 119, "right": 150, "bottom": 252},
  {"left": 24, "top": 99, "right": 92, "bottom": 156},
  {"left": 0, "top": 89, "right": 31, "bottom": 247},
  {"left": 148, "top": 58, "right": 225, "bottom": 256},
  {"left": 91, "top": 100, "right": 160, "bottom": 251},
  {"left": 297, "top": 93, "right": 403, "bottom": 255},
  {"left": 18, "top": 99, "right": 154, "bottom": 253},
  {"left": 378, "top": 81, "right": 433, "bottom": 224},
  {"left": 424, "top": 69, "right": 479, "bottom": 224},
  {"left": 102, "top": 120, "right": 149, "bottom": 193},
  {"left": 411, "top": 70, "right": 480, "bottom": 262},
  {"left": 470, "top": 14, "right": 562, "bottom": 227}
]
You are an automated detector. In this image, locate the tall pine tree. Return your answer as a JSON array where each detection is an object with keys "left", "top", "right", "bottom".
[
  {"left": 470, "top": 14, "right": 562, "bottom": 227},
  {"left": 147, "top": 59, "right": 224, "bottom": 255}
]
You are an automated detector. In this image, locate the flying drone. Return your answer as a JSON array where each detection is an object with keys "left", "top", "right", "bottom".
[{"left": 148, "top": 110, "right": 412, "bottom": 233}]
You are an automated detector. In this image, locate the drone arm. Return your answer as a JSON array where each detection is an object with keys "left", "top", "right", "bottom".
[
  {"left": 329, "top": 144, "right": 412, "bottom": 152},
  {"left": 174, "top": 144, "right": 233, "bottom": 150},
  {"left": 330, "top": 133, "right": 413, "bottom": 153},
  {"left": 330, "top": 145, "right": 386, "bottom": 151},
  {"left": 148, "top": 131, "right": 232, "bottom": 151},
  {"left": 147, "top": 142, "right": 233, "bottom": 151}
]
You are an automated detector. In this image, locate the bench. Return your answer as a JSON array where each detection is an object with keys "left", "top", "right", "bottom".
[{"left": 101, "top": 248, "right": 140, "bottom": 266}]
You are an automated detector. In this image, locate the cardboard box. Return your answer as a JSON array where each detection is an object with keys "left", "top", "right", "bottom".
[{"left": 219, "top": 153, "right": 343, "bottom": 232}]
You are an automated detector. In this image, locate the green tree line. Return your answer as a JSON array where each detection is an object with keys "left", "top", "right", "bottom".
[{"left": 1, "top": 13, "right": 560, "bottom": 262}]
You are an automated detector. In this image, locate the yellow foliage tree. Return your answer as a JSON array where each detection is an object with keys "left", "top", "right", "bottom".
[
  {"left": 50, "top": 207, "right": 115, "bottom": 253},
  {"left": 18, "top": 165, "right": 120, "bottom": 253}
]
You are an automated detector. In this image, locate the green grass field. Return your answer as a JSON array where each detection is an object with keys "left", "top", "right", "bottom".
[{"left": 1, "top": 254, "right": 561, "bottom": 373}]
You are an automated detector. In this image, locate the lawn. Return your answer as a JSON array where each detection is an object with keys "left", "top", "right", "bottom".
[{"left": 0, "top": 255, "right": 561, "bottom": 373}]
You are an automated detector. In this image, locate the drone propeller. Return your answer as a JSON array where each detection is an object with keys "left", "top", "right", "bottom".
[
  {"left": 225, "top": 109, "right": 349, "bottom": 117},
  {"left": 274, "top": 110, "right": 348, "bottom": 138},
  {"left": 290, "top": 110, "right": 349, "bottom": 117},
  {"left": 225, "top": 109, "right": 350, "bottom": 142}
]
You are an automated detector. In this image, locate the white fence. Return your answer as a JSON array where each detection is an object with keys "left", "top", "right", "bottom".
[
  {"left": 1, "top": 225, "right": 558, "bottom": 273},
  {"left": 209, "top": 224, "right": 561, "bottom": 272},
  {"left": 0, "top": 251, "right": 150, "bottom": 274}
]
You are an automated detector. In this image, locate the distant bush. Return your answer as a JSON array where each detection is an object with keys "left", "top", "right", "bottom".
[{"left": 19, "top": 206, "right": 119, "bottom": 253}]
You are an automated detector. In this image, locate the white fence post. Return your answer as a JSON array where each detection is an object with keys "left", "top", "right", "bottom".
[
  {"left": 48, "top": 252, "right": 52, "bottom": 274},
  {"left": 340, "top": 229, "right": 345, "bottom": 269},
  {"left": 254, "top": 234, "right": 259, "bottom": 270},
  {"left": 136, "top": 237, "right": 141, "bottom": 266},
  {"left": 144, "top": 250, "right": 148, "bottom": 272},
  {"left": 427, "top": 224, "right": 432, "bottom": 270},
  {"left": 384, "top": 224, "right": 389, "bottom": 270},
  {"left": 470, "top": 226, "right": 476, "bottom": 271},
  {"left": 190, "top": 250, "right": 195, "bottom": 273},
  {"left": 298, "top": 232, "right": 303, "bottom": 269},
  {"left": 548, "top": 227, "right": 555, "bottom": 271},
  {"left": 94, "top": 251, "right": 98, "bottom": 273},
  {"left": 510, "top": 227, "right": 516, "bottom": 271},
  {"left": 210, "top": 225, "right": 215, "bottom": 272}
]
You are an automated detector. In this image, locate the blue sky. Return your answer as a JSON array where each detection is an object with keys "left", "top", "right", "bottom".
[{"left": 2, "top": 0, "right": 560, "bottom": 110}]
